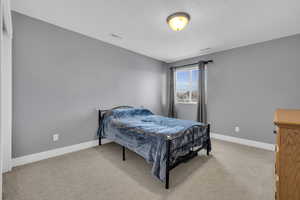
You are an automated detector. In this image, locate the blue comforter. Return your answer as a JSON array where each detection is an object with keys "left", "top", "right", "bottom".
[{"left": 98, "top": 108, "right": 209, "bottom": 181}]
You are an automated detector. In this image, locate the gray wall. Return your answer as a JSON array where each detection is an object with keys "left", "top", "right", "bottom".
[
  {"left": 12, "top": 12, "right": 166, "bottom": 157},
  {"left": 170, "top": 34, "right": 300, "bottom": 144}
]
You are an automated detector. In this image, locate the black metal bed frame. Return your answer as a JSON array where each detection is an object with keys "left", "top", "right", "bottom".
[{"left": 98, "top": 106, "right": 211, "bottom": 189}]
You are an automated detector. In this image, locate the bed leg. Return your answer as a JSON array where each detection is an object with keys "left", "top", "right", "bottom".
[
  {"left": 122, "top": 146, "right": 126, "bottom": 161},
  {"left": 165, "top": 139, "right": 171, "bottom": 189},
  {"left": 98, "top": 110, "right": 102, "bottom": 146},
  {"left": 165, "top": 173, "right": 169, "bottom": 189},
  {"left": 206, "top": 124, "right": 211, "bottom": 156}
]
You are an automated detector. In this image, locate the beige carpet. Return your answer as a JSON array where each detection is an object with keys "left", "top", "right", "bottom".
[{"left": 3, "top": 139, "right": 274, "bottom": 200}]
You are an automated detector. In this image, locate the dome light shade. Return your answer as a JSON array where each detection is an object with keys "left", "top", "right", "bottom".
[{"left": 167, "top": 12, "right": 190, "bottom": 31}]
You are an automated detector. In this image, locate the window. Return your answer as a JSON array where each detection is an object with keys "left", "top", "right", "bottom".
[{"left": 175, "top": 67, "right": 199, "bottom": 103}]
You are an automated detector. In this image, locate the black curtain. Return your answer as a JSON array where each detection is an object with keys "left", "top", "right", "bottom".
[
  {"left": 197, "top": 61, "right": 207, "bottom": 123},
  {"left": 168, "top": 68, "right": 177, "bottom": 118}
]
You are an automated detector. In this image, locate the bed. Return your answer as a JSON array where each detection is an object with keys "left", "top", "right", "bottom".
[{"left": 97, "top": 106, "right": 211, "bottom": 189}]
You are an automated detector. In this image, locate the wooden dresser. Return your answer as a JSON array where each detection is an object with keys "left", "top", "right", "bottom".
[{"left": 273, "top": 109, "right": 300, "bottom": 200}]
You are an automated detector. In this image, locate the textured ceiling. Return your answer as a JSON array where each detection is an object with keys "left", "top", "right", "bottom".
[{"left": 12, "top": 0, "right": 300, "bottom": 62}]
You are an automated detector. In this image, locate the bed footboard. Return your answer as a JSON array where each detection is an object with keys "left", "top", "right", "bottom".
[{"left": 165, "top": 124, "right": 211, "bottom": 189}]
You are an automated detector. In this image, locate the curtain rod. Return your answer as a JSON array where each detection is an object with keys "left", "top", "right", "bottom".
[{"left": 171, "top": 60, "right": 213, "bottom": 69}]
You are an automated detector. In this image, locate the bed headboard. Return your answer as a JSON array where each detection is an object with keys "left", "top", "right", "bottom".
[
  {"left": 98, "top": 106, "right": 134, "bottom": 124},
  {"left": 104, "top": 106, "right": 134, "bottom": 111},
  {"left": 98, "top": 105, "right": 134, "bottom": 114}
]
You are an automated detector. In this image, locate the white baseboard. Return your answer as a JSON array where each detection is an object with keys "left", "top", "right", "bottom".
[
  {"left": 9, "top": 133, "right": 274, "bottom": 171},
  {"left": 211, "top": 133, "right": 275, "bottom": 151},
  {"left": 11, "top": 139, "right": 111, "bottom": 168}
]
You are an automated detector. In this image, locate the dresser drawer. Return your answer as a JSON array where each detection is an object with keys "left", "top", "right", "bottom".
[
  {"left": 275, "top": 127, "right": 280, "bottom": 145},
  {"left": 274, "top": 109, "right": 300, "bottom": 200},
  {"left": 275, "top": 151, "right": 278, "bottom": 175},
  {"left": 274, "top": 127, "right": 280, "bottom": 200},
  {"left": 275, "top": 178, "right": 279, "bottom": 200},
  {"left": 274, "top": 127, "right": 280, "bottom": 174},
  {"left": 277, "top": 127, "right": 300, "bottom": 200}
]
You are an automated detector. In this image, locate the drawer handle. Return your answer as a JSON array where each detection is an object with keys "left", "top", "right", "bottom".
[
  {"left": 276, "top": 174, "right": 279, "bottom": 181},
  {"left": 273, "top": 130, "right": 277, "bottom": 134}
]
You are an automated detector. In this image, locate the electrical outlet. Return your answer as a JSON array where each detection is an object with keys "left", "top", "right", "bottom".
[
  {"left": 235, "top": 126, "right": 240, "bottom": 133},
  {"left": 53, "top": 134, "right": 59, "bottom": 142}
]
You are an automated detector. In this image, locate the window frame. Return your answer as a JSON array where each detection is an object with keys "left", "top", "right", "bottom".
[{"left": 174, "top": 65, "right": 199, "bottom": 105}]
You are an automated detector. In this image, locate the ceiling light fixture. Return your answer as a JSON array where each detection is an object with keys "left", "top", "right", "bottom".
[{"left": 167, "top": 12, "right": 190, "bottom": 31}]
